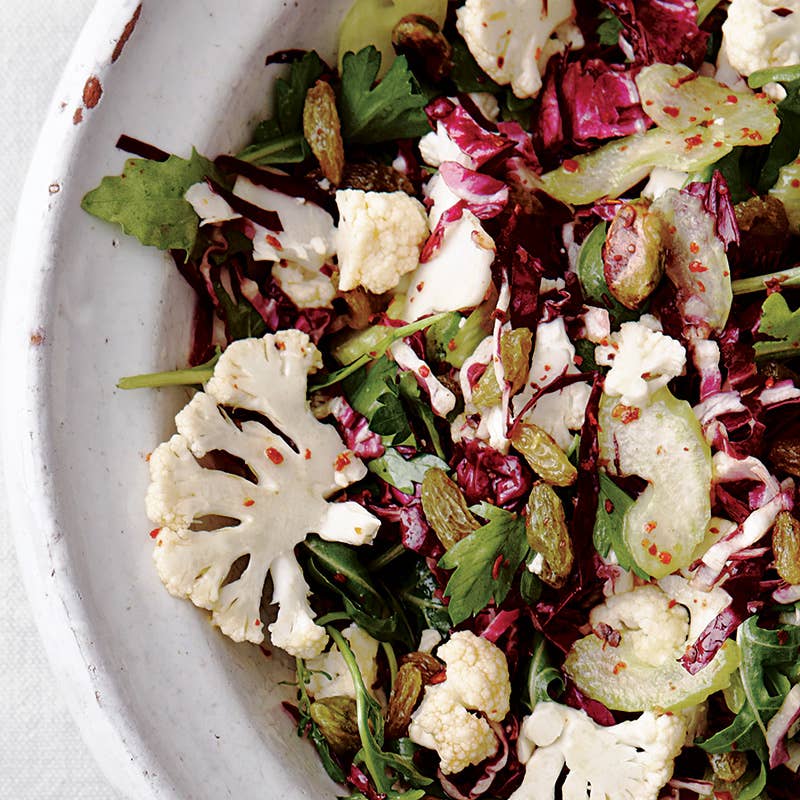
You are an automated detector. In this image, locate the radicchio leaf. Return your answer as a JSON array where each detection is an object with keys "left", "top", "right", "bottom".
[
  {"left": 454, "top": 439, "right": 532, "bottom": 509},
  {"left": 438, "top": 161, "right": 509, "bottom": 219},
  {"left": 683, "top": 171, "right": 740, "bottom": 251},
  {"left": 329, "top": 397, "right": 385, "bottom": 459}
]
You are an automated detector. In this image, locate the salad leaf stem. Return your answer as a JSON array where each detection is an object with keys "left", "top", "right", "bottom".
[
  {"left": 367, "top": 543, "right": 406, "bottom": 572},
  {"left": 749, "top": 65, "right": 800, "bottom": 89},
  {"left": 117, "top": 350, "right": 221, "bottom": 389},
  {"left": 382, "top": 640, "right": 398, "bottom": 688},
  {"left": 310, "top": 313, "right": 448, "bottom": 391},
  {"left": 732, "top": 266, "right": 800, "bottom": 296}
]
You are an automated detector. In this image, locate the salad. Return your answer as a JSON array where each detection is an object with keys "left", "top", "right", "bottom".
[{"left": 82, "top": 0, "right": 800, "bottom": 797}]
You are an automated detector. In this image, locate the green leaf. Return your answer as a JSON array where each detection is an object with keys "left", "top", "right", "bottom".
[
  {"left": 438, "top": 505, "right": 528, "bottom": 625},
  {"left": 237, "top": 51, "right": 323, "bottom": 165},
  {"left": 445, "top": 300, "right": 495, "bottom": 367},
  {"left": 754, "top": 77, "right": 800, "bottom": 193},
  {"left": 309, "top": 312, "right": 448, "bottom": 391},
  {"left": 344, "top": 357, "right": 415, "bottom": 447},
  {"left": 519, "top": 568, "right": 543, "bottom": 605},
  {"left": 339, "top": 46, "right": 430, "bottom": 144},
  {"left": 212, "top": 278, "right": 269, "bottom": 341},
  {"left": 754, "top": 292, "right": 800, "bottom": 360},
  {"left": 596, "top": 8, "right": 623, "bottom": 46},
  {"left": 327, "top": 627, "right": 433, "bottom": 795},
  {"left": 524, "top": 632, "right": 565, "bottom": 711},
  {"left": 450, "top": 38, "right": 501, "bottom": 94},
  {"left": 594, "top": 473, "right": 651, "bottom": 580},
  {"left": 424, "top": 312, "right": 463, "bottom": 365},
  {"left": 294, "top": 658, "right": 347, "bottom": 783},
  {"left": 698, "top": 617, "right": 800, "bottom": 761},
  {"left": 367, "top": 448, "right": 449, "bottom": 494},
  {"left": 398, "top": 559, "right": 451, "bottom": 635},
  {"left": 117, "top": 348, "right": 221, "bottom": 390},
  {"left": 398, "top": 371, "right": 446, "bottom": 459},
  {"left": 576, "top": 222, "right": 639, "bottom": 328},
  {"left": 81, "top": 148, "right": 218, "bottom": 252}
]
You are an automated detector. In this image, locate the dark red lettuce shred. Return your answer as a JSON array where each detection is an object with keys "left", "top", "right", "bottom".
[
  {"left": 368, "top": 484, "right": 443, "bottom": 559},
  {"left": 454, "top": 440, "right": 532, "bottom": 509},
  {"left": 346, "top": 764, "right": 384, "bottom": 800},
  {"left": 438, "top": 161, "right": 509, "bottom": 219},
  {"left": 425, "top": 97, "right": 517, "bottom": 169},
  {"left": 680, "top": 606, "right": 741, "bottom": 674},
  {"left": 510, "top": 247, "right": 543, "bottom": 331},
  {"left": 600, "top": 0, "right": 709, "bottom": 69},
  {"left": 683, "top": 171, "right": 740, "bottom": 250},
  {"left": 563, "top": 681, "right": 617, "bottom": 726},
  {"left": 329, "top": 397, "right": 385, "bottom": 460}
]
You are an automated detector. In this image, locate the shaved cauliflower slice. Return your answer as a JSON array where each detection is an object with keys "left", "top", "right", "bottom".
[
  {"left": 408, "top": 631, "right": 511, "bottom": 774},
  {"left": 596, "top": 317, "right": 686, "bottom": 407},
  {"left": 146, "top": 331, "right": 380, "bottom": 656},
  {"left": 456, "top": 0, "right": 583, "bottom": 99},
  {"left": 511, "top": 702, "right": 686, "bottom": 800}
]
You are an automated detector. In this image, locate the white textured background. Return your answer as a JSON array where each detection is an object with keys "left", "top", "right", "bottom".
[{"left": 0, "top": 2, "right": 121, "bottom": 797}]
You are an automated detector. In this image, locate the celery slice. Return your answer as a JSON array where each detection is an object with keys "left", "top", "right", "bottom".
[{"left": 598, "top": 388, "right": 712, "bottom": 579}]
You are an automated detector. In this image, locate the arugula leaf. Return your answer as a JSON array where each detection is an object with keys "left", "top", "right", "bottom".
[
  {"left": 398, "top": 371, "right": 447, "bottom": 459},
  {"left": 212, "top": 277, "right": 269, "bottom": 341},
  {"left": 344, "top": 357, "right": 415, "bottom": 447},
  {"left": 398, "top": 559, "right": 451, "bottom": 635},
  {"left": 593, "top": 473, "right": 651, "bottom": 579},
  {"left": 367, "top": 448, "right": 449, "bottom": 493},
  {"left": 524, "top": 632, "right": 565, "bottom": 711},
  {"left": 438, "top": 505, "right": 528, "bottom": 625},
  {"left": 596, "top": 8, "right": 623, "bottom": 46},
  {"left": 339, "top": 46, "right": 430, "bottom": 144},
  {"left": 754, "top": 292, "right": 800, "bottom": 360},
  {"left": 450, "top": 38, "right": 501, "bottom": 94},
  {"left": 756, "top": 77, "right": 800, "bottom": 193},
  {"left": 294, "top": 658, "right": 346, "bottom": 783},
  {"left": 327, "top": 627, "right": 433, "bottom": 797},
  {"left": 117, "top": 348, "right": 221, "bottom": 390},
  {"left": 237, "top": 51, "right": 324, "bottom": 164},
  {"left": 519, "top": 568, "right": 543, "bottom": 604},
  {"left": 699, "top": 617, "right": 800, "bottom": 762},
  {"left": 424, "top": 312, "right": 463, "bottom": 364},
  {"left": 81, "top": 149, "right": 218, "bottom": 252}
]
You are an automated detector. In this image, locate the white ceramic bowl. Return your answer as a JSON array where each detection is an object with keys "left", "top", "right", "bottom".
[{"left": 1, "top": 2, "right": 354, "bottom": 797}]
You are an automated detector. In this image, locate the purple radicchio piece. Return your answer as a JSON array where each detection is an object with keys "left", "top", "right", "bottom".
[
  {"left": 328, "top": 397, "right": 385, "bottom": 460},
  {"left": 455, "top": 439, "right": 532, "bottom": 509},
  {"left": 683, "top": 171, "right": 740, "bottom": 251},
  {"left": 438, "top": 161, "right": 509, "bottom": 220}
]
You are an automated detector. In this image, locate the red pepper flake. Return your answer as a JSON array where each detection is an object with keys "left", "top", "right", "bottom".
[
  {"left": 792, "top": 179, "right": 800, "bottom": 189},
  {"left": 668, "top": 599, "right": 678, "bottom": 609},
  {"left": 419, "top": 365, "right": 431, "bottom": 378},
  {"left": 574, "top": 354, "right": 583, "bottom": 366},
  {"left": 491, "top": 554, "right": 504, "bottom": 580},
  {"left": 703, "top": 106, "right": 711, "bottom": 111},
  {"left": 688, "top": 115, "right": 697, "bottom": 122},
  {"left": 275, "top": 341, "right": 286, "bottom": 350},
  {"left": 697, "top": 280, "right": 706, "bottom": 293},
  {"left": 613, "top": 661, "right": 627, "bottom": 675},
  {"left": 663, "top": 106, "right": 680, "bottom": 117},
  {"left": 648, "top": 543, "right": 658, "bottom": 556},
  {"left": 684, "top": 133, "right": 704, "bottom": 150},
  {"left": 335, "top": 452, "right": 352, "bottom": 470},
  {"left": 620, "top": 145, "right": 628, "bottom": 152},
  {"left": 429, "top": 670, "right": 447, "bottom": 684},
  {"left": 149, "top": 528, "right": 160, "bottom": 539},
  {"left": 563, "top": 158, "right": 580, "bottom": 173},
  {"left": 447, "top": 339, "right": 456, "bottom": 351},
  {"left": 668, "top": 225, "right": 677, "bottom": 234},
  {"left": 265, "top": 234, "right": 282, "bottom": 249},
  {"left": 726, "top": 94, "right": 738, "bottom": 104},
  {"left": 659, "top": 551, "right": 673, "bottom": 565},
  {"left": 497, "top": 56, "right": 505, "bottom": 69},
  {"left": 605, "top": 499, "right": 614, "bottom": 514},
  {"left": 544, "top": 364, "right": 551, "bottom": 371},
  {"left": 709, "top": 526, "right": 719, "bottom": 534},
  {"left": 713, "top": 141, "right": 724, "bottom": 148},
  {"left": 243, "top": 498, "right": 255, "bottom": 508},
  {"left": 765, "top": 376, "right": 776, "bottom": 388},
  {"left": 642, "top": 538, "right": 651, "bottom": 549},
  {"left": 644, "top": 521, "right": 657, "bottom": 533},
  {"left": 416, "top": 281, "right": 425, "bottom": 292},
  {"left": 723, "top": 270, "right": 729, "bottom": 277},
  {"left": 689, "top": 241, "right": 699, "bottom": 254},
  {"left": 266, "top": 447, "right": 284, "bottom": 464},
  {"left": 645, "top": 99, "right": 654, "bottom": 106},
  {"left": 304, "top": 448, "right": 312, "bottom": 460},
  {"left": 254, "top": 619, "right": 261, "bottom": 627},
  {"left": 333, "top": 572, "right": 347, "bottom": 584},
  {"left": 778, "top": 629, "right": 789, "bottom": 645},
  {"left": 688, "top": 260, "right": 708, "bottom": 273},
  {"left": 612, "top": 404, "right": 641, "bottom": 424}
]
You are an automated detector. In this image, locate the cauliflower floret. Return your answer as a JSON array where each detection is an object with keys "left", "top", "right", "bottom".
[
  {"left": 306, "top": 624, "right": 379, "bottom": 699},
  {"left": 720, "top": 0, "right": 800, "bottom": 100},
  {"left": 273, "top": 261, "right": 335, "bottom": 308},
  {"left": 408, "top": 631, "right": 511, "bottom": 774},
  {"left": 456, "top": 0, "right": 583, "bottom": 99},
  {"left": 512, "top": 318, "right": 591, "bottom": 450},
  {"left": 658, "top": 574, "right": 732, "bottom": 645},
  {"left": 596, "top": 317, "right": 686, "bottom": 406},
  {"left": 146, "top": 331, "right": 380, "bottom": 656},
  {"left": 590, "top": 585, "right": 689, "bottom": 668},
  {"left": 403, "top": 174, "right": 495, "bottom": 321},
  {"left": 335, "top": 189, "right": 429, "bottom": 294},
  {"left": 511, "top": 702, "right": 686, "bottom": 800}
]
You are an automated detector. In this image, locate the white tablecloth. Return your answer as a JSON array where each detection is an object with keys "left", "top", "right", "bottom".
[{"left": 0, "top": 3, "right": 121, "bottom": 797}]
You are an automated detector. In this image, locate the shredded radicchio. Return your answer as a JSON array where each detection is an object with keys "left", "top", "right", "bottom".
[
  {"left": 328, "top": 397, "right": 385, "bottom": 459},
  {"left": 683, "top": 171, "right": 740, "bottom": 251},
  {"left": 455, "top": 439, "right": 532, "bottom": 509}
]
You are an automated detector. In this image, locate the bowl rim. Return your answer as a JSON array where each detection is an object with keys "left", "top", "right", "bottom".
[{"left": 1, "top": 1, "right": 165, "bottom": 797}]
